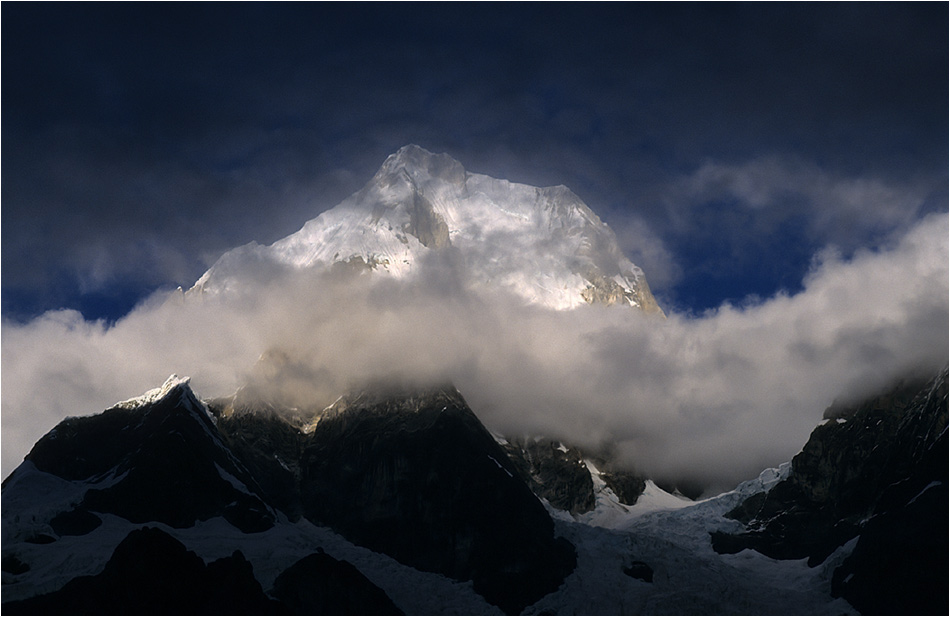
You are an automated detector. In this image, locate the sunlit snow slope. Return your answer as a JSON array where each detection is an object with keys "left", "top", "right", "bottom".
[{"left": 194, "top": 145, "right": 663, "bottom": 314}]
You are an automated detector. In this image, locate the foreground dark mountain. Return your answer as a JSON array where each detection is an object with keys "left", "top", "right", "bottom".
[
  {"left": 713, "top": 368, "right": 949, "bottom": 615},
  {"left": 3, "top": 145, "right": 946, "bottom": 614},
  {"left": 213, "top": 384, "right": 577, "bottom": 613},
  {"left": 294, "top": 386, "right": 575, "bottom": 612},
  {"left": 2, "top": 377, "right": 575, "bottom": 615},
  {"left": 4, "top": 367, "right": 946, "bottom": 614},
  {"left": 4, "top": 150, "right": 948, "bottom": 615},
  {"left": 4, "top": 526, "right": 401, "bottom": 616},
  {"left": 20, "top": 377, "right": 276, "bottom": 534}
]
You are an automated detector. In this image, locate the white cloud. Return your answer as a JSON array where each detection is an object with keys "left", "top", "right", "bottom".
[
  {"left": 3, "top": 214, "right": 946, "bottom": 491},
  {"left": 671, "top": 156, "right": 938, "bottom": 246}
]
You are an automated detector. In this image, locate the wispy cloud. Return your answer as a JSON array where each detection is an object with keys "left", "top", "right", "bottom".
[{"left": 674, "top": 157, "right": 938, "bottom": 244}]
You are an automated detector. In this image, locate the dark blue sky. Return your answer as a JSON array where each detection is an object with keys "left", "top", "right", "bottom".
[{"left": 3, "top": 3, "right": 947, "bottom": 321}]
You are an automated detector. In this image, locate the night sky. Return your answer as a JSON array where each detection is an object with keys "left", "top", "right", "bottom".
[
  {"left": 2, "top": 4, "right": 948, "bottom": 483},
  {"left": 4, "top": 3, "right": 946, "bottom": 321}
]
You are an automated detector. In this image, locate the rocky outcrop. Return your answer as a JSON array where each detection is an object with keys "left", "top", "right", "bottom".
[
  {"left": 580, "top": 269, "right": 664, "bottom": 315},
  {"left": 502, "top": 438, "right": 596, "bottom": 514},
  {"left": 580, "top": 272, "right": 636, "bottom": 307},
  {"left": 405, "top": 187, "right": 451, "bottom": 249},
  {"left": 500, "top": 438, "right": 651, "bottom": 513},
  {"left": 3, "top": 377, "right": 577, "bottom": 614},
  {"left": 712, "top": 369, "right": 948, "bottom": 614},
  {"left": 22, "top": 379, "right": 276, "bottom": 533},
  {"left": 600, "top": 470, "right": 648, "bottom": 505},
  {"left": 299, "top": 385, "right": 576, "bottom": 615},
  {"left": 629, "top": 273, "right": 664, "bottom": 315},
  {"left": 830, "top": 370, "right": 949, "bottom": 615},
  {"left": 214, "top": 408, "right": 308, "bottom": 521},
  {"left": 831, "top": 478, "right": 947, "bottom": 615}
]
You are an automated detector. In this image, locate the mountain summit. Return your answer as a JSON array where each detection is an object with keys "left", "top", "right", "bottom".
[
  {"left": 194, "top": 145, "right": 663, "bottom": 314},
  {"left": 3, "top": 144, "right": 945, "bottom": 613}
]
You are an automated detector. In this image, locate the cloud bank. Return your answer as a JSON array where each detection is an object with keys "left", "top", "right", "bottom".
[{"left": 3, "top": 213, "right": 947, "bottom": 489}]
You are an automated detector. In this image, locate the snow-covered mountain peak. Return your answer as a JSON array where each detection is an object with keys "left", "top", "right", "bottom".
[
  {"left": 377, "top": 143, "right": 468, "bottom": 187},
  {"left": 113, "top": 374, "right": 202, "bottom": 413},
  {"left": 194, "top": 146, "right": 664, "bottom": 314}
]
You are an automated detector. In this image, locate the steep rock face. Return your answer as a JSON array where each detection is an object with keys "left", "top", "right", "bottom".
[
  {"left": 831, "top": 479, "right": 947, "bottom": 616},
  {"left": 299, "top": 385, "right": 576, "bottom": 614},
  {"left": 406, "top": 188, "right": 451, "bottom": 249},
  {"left": 212, "top": 407, "right": 308, "bottom": 521},
  {"left": 19, "top": 376, "right": 275, "bottom": 533},
  {"left": 501, "top": 438, "right": 596, "bottom": 514},
  {"left": 194, "top": 145, "right": 664, "bottom": 314},
  {"left": 499, "top": 439, "right": 649, "bottom": 515},
  {"left": 712, "top": 369, "right": 948, "bottom": 613},
  {"left": 2, "top": 376, "right": 577, "bottom": 613},
  {"left": 599, "top": 470, "right": 648, "bottom": 505},
  {"left": 830, "top": 371, "right": 949, "bottom": 615},
  {"left": 580, "top": 268, "right": 663, "bottom": 315}
]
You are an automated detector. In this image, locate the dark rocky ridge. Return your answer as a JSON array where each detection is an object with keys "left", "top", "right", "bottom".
[
  {"left": 217, "top": 383, "right": 583, "bottom": 613},
  {"left": 6, "top": 366, "right": 947, "bottom": 615},
  {"left": 22, "top": 379, "right": 276, "bottom": 533},
  {"left": 298, "top": 384, "right": 577, "bottom": 615},
  {"left": 213, "top": 408, "right": 307, "bottom": 521},
  {"left": 215, "top": 383, "right": 581, "bottom": 613},
  {"left": 501, "top": 438, "right": 649, "bottom": 513},
  {"left": 501, "top": 437, "right": 596, "bottom": 514},
  {"left": 4, "top": 378, "right": 576, "bottom": 614},
  {"left": 712, "top": 368, "right": 948, "bottom": 614},
  {"left": 600, "top": 470, "right": 648, "bottom": 505}
]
